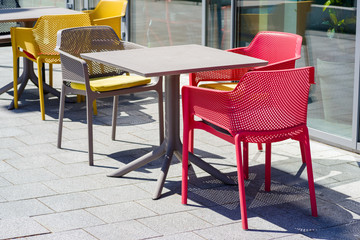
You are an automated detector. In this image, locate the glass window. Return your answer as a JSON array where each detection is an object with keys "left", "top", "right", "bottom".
[
  {"left": 130, "top": 0, "right": 202, "bottom": 47},
  {"left": 234, "top": 0, "right": 356, "bottom": 140}
]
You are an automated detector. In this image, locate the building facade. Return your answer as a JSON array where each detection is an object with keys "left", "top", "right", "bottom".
[{"left": 21, "top": 0, "right": 359, "bottom": 152}]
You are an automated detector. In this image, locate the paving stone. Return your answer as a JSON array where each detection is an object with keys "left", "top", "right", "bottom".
[
  {"left": 86, "top": 201, "right": 157, "bottom": 223},
  {"left": 12, "top": 143, "right": 61, "bottom": 157},
  {"left": 0, "top": 183, "right": 56, "bottom": 201},
  {"left": 84, "top": 220, "right": 161, "bottom": 240},
  {"left": 0, "top": 176, "right": 11, "bottom": 187},
  {"left": 150, "top": 232, "right": 205, "bottom": 240},
  {"left": 136, "top": 193, "right": 201, "bottom": 215},
  {"left": 270, "top": 234, "right": 313, "bottom": 239},
  {"left": 0, "top": 137, "right": 27, "bottom": 149},
  {"left": 33, "top": 209, "right": 105, "bottom": 232},
  {"left": 0, "top": 149, "right": 21, "bottom": 161},
  {"left": 138, "top": 212, "right": 212, "bottom": 235},
  {"left": 5, "top": 155, "right": 63, "bottom": 170},
  {"left": 0, "top": 168, "right": 60, "bottom": 184},
  {"left": 303, "top": 219, "right": 360, "bottom": 240},
  {"left": 88, "top": 185, "right": 152, "bottom": 204},
  {"left": 39, "top": 192, "right": 105, "bottom": 212},
  {"left": 24, "top": 229, "right": 98, "bottom": 240},
  {"left": 194, "top": 221, "right": 274, "bottom": 240},
  {"left": 0, "top": 199, "right": 53, "bottom": 218},
  {"left": 0, "top": 217, "right": 49, "bottom": 239},
  {"left": 42, "top": 176, "right": 106, "bottom": 194},
  {"left": 45, "top": 162, "right": 107, "bottom": 178}
]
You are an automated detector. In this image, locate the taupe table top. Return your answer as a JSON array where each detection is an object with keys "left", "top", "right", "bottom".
[
  {"left": 0, "top": 7, "right": 84, "bottom": 23},
  {"left": 81, "top": 44, "right": 268, "bottom": 77},
  {"left": 82, "top": 44, "right": 268, "bottom": 199}
]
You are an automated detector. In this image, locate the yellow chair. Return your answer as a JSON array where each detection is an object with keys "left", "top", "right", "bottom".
[
  {"left": 10, "top": 14, "right": 91, "bottom": 120},
  {"left": 83, "top": 0, "right": 127, "bottom": 39}
]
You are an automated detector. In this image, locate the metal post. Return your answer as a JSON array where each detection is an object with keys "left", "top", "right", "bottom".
[{"left": 202, "top": 0, "right": 208, "bottom": 46}]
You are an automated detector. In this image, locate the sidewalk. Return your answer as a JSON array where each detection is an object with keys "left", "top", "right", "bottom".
[{"left": 0, "top": 45, "right": 359, "bottom": 240}]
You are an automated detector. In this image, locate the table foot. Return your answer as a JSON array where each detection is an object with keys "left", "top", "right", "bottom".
[
  {"left": 8, "top": 78, "right": 28, "bottom": 110},
  {"left": 152, "top": 148, "right": 183, "bottom": 200},
  {"left": 0, "top": 81, "right": 14, "bottom": 95},
  {"left": 108, "top": 141, "right": 166, "bottom": 177}
]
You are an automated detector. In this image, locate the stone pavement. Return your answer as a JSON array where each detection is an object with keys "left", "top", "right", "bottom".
[{"left": 0, "top": 45, "right": 360, "bottom": 240}]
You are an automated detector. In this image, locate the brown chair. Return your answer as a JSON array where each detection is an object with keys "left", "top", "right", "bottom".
[{"left": 56, "top": 26, "right": 164, "bottom": 166}]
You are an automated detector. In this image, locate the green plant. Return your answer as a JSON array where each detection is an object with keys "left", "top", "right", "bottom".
[{"left": 322, "top": 0, "right": 356, "bottom": 38}]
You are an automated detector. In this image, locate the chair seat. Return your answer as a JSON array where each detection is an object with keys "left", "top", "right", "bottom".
[
  {"left": 199, "top": 82, "right": 238, "bottom": 91},
  {"left": 71, "top": 74, "right": 151, "bottom": 92}
]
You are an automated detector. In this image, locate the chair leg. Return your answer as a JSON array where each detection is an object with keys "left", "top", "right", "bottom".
[
  {"left": 57, "top": 83, "right": 67, "bottom": 149},
  {"left": 49, "top": 63, "right": 53, "bottom": 87},
  {"left": 93, "top": 99, "right": 98, "bottom": 115},
  {"left": 157, "top": 87, "right": 164, "bottom": 144},
  {"left": 243, "top": 142, "right": 249, "bottom": 180},
  {"left": 87, "top": 96, "right": 94, "bottom": 166},
  {"left": 181, "top": 123, "right": 190, "bottom": 205},
  {"left": 235, "top": 135, "right": 248, "bottom": 230},
  {"left": 13, "top": 56, "right": 19, "bottom": 109},
  {"left": 303, "top": 130, "right": 318, "bottom": 217},
  {"left": 265, "top": 143, "right": 271, "bottom": 192},
  {"left": 37, "top": 61, "right": 46, "bottom": 120},
  {"left": 257, "top": 143, "right": 263, "bottom": 151},
  {"left": 189, "top": 129, "right": 194, "bottom": 153},
  {"left": 299, "top": 141, "right": 306, "bottom": 163},
  {"left": 111, "top": 96, "right": 119, "bottom": 141}
]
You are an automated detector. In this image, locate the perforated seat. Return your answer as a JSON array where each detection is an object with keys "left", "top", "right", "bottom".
[
  {"left": 10, "top": 14, "right": 92, "bottom": 120},
  {"left": 181, "top": 67, "right": 317, "bottom": 230},
  {"left": 56, "top": 26, "right": 164, "bottom": 166}
]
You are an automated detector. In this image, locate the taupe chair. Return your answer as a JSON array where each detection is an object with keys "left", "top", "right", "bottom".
[{"left": 55, "top": 26, "right": 164, "bottom": 165}]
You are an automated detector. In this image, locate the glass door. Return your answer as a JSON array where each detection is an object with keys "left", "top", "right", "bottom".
[{"left": 234, "top": 0, "right": 357, "bottom": 149}]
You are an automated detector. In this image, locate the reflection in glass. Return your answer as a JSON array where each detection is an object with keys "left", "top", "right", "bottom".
[
  {"left": 234, "top": 0, "right": 356, "bottom": 140},
  {"left": 131, "top": 0, "right": 202, "bottom": 47}
]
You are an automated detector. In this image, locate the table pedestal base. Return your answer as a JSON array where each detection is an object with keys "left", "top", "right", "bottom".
[{"left": 108, "top": 75, "right": 235, "bottom": 199}]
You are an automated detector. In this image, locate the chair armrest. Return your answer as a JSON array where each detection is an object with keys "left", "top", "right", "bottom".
[
  {"left": 92, "top": 15, "right": 124, "bottom": 24},
  {"left": 122, "top": 41, "right": 146, "bottom": 50},
  {"left": 82, "top": 10, "right": 93, "bottom": 14},
  {"left": 57, "top": 49, "right": 89, "bottom": 85},
  {"left": 182, "top": 85, "right": 232, "bottom": 129},
  {"left": 254, "top": 57, "right": 299, "bottom": 71},
  {"left": 10, "top": 27, "right": 39, "bottom": 58},
  {"left": 227, "top": 47, "right": 247, "bottom": 55},
  {"left": 189, "top": 47, "right": 249, "bottom": 86}
]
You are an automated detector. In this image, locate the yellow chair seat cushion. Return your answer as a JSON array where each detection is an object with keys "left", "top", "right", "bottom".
[
  {"left": 199, "top": 82, "right": 238, "bottom": 91},
  {"left": 71, "top": 75, "right": 151, "bottom": 92}
]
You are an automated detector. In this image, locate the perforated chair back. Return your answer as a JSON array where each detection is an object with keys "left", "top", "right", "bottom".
[
  {"left": 190, "top": 31, "right": 303, "bottom": 87},
  {"left": 238, "top": 31, "right": 302, "bottom": 66},
  {"left": 56, "top": 25, "right": 129, "bottom": 79},
  {"left": 89, "top": 0, "right": 127, "bottom": 19},
  {"left": 86, "top": 0, "right": 128, "bottom": 38},
  {"left": 32, "top": 14, "right": 91, "bottom": 61}
]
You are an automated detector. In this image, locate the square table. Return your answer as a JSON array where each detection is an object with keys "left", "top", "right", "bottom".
[
  {"left": 81, "top": 44, "right": 268, "bottom": 199},
  {"left": 0, "top": 7, "right": 84, "bottom": 107}
]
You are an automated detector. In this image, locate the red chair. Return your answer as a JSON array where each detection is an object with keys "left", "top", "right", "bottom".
[
  {"left": 188, "top": 31, "right": 303, "bottom": 153},
  {"left": 182, "top": 67, "right": 317, "bottom": 230},
  {"left": 189, "top": 31, "right": 303, "bottom": 89}
]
